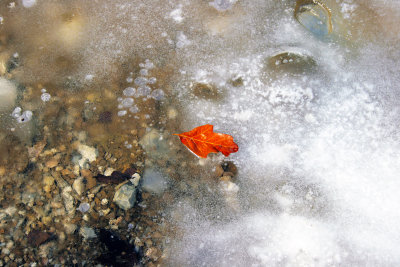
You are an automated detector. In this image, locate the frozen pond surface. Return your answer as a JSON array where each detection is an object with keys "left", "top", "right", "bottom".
[
  {"left": 167, "top": 1, "right": 400, "bottom": 266},
  {"left": 1, "top": 0, "right": 400, "bottom": 266}
]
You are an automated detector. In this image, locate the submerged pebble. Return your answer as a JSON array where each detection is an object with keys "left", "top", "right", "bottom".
[
  {"left": 294, "top": 0, "right": 350, "bottom": 42},
  {"left": 267, "top": 52, "right": 317, "bottom": 75},
  {"left": 113, "top": 183, "right": 138, "bottom": 210},
  {"left": 80, "top": 227, "right": 97, "bottom": 239}
]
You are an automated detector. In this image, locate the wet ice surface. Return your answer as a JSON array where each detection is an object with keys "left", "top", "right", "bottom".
[{"left": 1, "top": 0, "right": 400, "bottom": 265}]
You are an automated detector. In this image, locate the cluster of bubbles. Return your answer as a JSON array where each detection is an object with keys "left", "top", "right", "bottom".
[
  {"left": 124, "top": 141, "right": 133, "bottom": 149},
  {"left": 117, "top": 59, "right": 165, "bottom": 117},
  {"left": 11, "top": 107, "right": 32, "bottom": 123},
  {"left": 8, "top": 87, "right": 51, "bottom": 128}
]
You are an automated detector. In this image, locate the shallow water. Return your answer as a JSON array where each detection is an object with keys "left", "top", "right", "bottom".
[{"left": 1, "top": 0, "right": 400, "bottom": 266}]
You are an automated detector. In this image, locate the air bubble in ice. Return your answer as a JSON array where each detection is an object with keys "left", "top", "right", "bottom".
[
  {"left": 129, "top": 106, "right": 139, "bottom": 114},
  {"left": 176, "top": 32, "right": 191, "bottom": 48},
  {"left": 209, "top": 0, "right": 237, "bottom": 11},
  {"left": 123, "top": 87, "right": 136, "bottom": 97},
  {"left": 85, "top": 74, "right": 94, "bottom": 81},
  {"left": 125, "top": 143, "right": 133, "bottom": 149},
  {"left": 121, "top": 97, "right": 134, "bottom": 107},
  {"left": 78, "top": 202, "right": 90, "bottom": 213},
  {"left": 140, "top": 69, "right": 149, "bottom": 76},
  {"left": 144, "top": 59, "right": 154, "bottom": 69},
  {"left": 11, "top": 107, "right": 21, "bottom": 118},
  {"left": 41, "top": 93, "right": 51, "bottom": 102},
  {"left": 22, "top": 0, "right": 36, "bottom": 8},
  {"left": 151, "top": 89, "right": 165, "bottom": 100},
  {"left": 118, "top": 110, "right": 127, "bottom": 117},
  {"left": 148, "top": 77, "right": 157, "bottom": 84},
  {"left": 134, "top": 77, "right": 148, "bottom": 86},
  {"left": 137, "top": 86, "right": 152, "bottom": 97},
  {"left": 17, "top": 110, "right": 32, "bottom": 123}
]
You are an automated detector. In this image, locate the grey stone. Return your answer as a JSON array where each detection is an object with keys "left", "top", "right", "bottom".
[
  {"left": 113, "top": 183, "right": 138, "bottom": 210},
  {"left": 62, "top": 186, "right": 75, "bottom": 216}
]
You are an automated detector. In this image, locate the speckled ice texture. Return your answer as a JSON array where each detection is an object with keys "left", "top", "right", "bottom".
[{"left": 163, "top": 1, "right": 400, "bottom": 266}]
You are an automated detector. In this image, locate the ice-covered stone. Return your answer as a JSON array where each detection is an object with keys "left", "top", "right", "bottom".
[
  {"left": 219, "top": 180, "right": 240, "bottom": 211},
  {"left": 142, "top": 168, "right": 168, "bottom": 194},
  {"left": 294, "top": 0, "right": 350, "bottom": 42},
  {"left": 267, "top": 52, "right": 317, "bottom": 75},
  {"left": 139, "top": 129, "right": 170, "bottom": 159}
]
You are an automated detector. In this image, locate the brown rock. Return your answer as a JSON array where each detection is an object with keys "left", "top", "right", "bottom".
[
  {"left": 0, "top": 166, "right": 5, "bottom": 176},
  {"left": 86, "top": 176, "right": 97, "bottom": 190},
  {"left": 27, "top": 230, "right": 54, "bottom": 247},
  {"left": 61, "top": 168, "right": 73, "bottom": 178},
  {"left": 152, "top": 232, "right": 162, "bottom": 239},
  {"left": 80, "top": 169, "right": 92, "bottom": 178},
  {"left": 223, "top": 172, "right": 235, "bottom": 177},
  {"left": 222, "top": 161, "right": 238, "bottom": 176},
  {"left": 214, "top": 165, "right": 224, "bottom": 177},
  {"left": 28, "top": 140, "right": 47, "bottom": 159},
  {"left": 46, "top": 158, "right": 59, "bottom": 168}
]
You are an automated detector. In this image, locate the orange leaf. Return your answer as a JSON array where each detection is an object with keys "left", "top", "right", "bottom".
[{"left": 174, "top": 124, "right": 239, "bottom": 158}]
